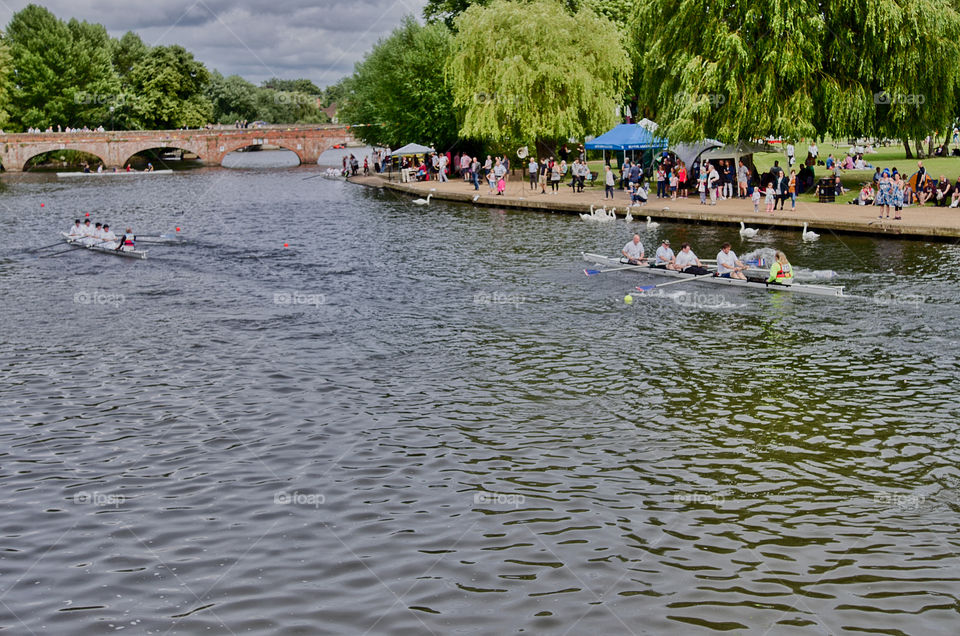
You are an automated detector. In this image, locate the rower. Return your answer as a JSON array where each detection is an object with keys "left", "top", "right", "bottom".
[
  {"left": 622, "top": 234, "right": 646, "bottom": 265},
  {"left": 766, "top": 251, "right": 794, "bottom": 286},
  {"left": 716, "top": 242, "right": 747, "bottom": 280},
  {"left": 654, "top": 239, "right": 679, "bottom": 270},
  {"left": 118, "top": 227, "right": 135, "bottom": 252},
  {"left": 83, "top": 222, "right": 103, "bottom": 246},
  {"left": 79, "top": 219, "right": 94, "bottom": 243},
  {"left": 100, "top": 224, "right": 118, "bottom": 249},
  {"left": 675, "top": 242, "right": 709, "bottom": 275},
  {"left": 68, "top": 219, "right": 84, "bottom": 238}
]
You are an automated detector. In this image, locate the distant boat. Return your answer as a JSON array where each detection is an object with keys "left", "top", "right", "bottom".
[{"left": 56, "top": 169, "right": 174, "bottom": 178}]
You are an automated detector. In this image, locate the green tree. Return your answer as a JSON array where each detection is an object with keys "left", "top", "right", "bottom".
[
  {"left": 338, "top": 16, "right": 458, "bottom": 148},
  {"left": 632, "top": 0, "right": 821, "bottom": 143},
  {"left": 448, "top": 0, "right": 629, "bottom": 150},
  {"left": 425, "top": 0, "right": 634, "bottom": 28},
  {"left": 261, "top": 78, "right": 321, "bottom": 95},
  {"left": 206, "top": 71, "right": 259, "bottom": 123},
  {"left": 632, "top": 0, "right": 960, "bottom": 149},
  {"left": 254, "top": 87, "right": 327, "bottom": 124},
  {"left": 0, "top": 33, "right": 13, "bottom": 129},
  {"left": 125, "top": 45, "right": 213, "bottom": 129},
  {"left": 7, "top": 4, "right": 120, "bottom": 130}
]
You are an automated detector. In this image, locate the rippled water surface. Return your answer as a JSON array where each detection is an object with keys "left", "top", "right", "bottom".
[{"left": 1, "top": 154, "right": 959, "bottom": 634}]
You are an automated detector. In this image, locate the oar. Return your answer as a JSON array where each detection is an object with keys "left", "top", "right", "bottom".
[
  {"left": 31, "top": 240, "right": 69, "bottom": 252},
  {"left": 302, "top": 174, "right": 322, "bottom": 181},
  {"left": 635, "top": 272, "right": 716, "bottom": 292},
  {"left": 39, "top": 246, "right": 80, "bottom": 258},
  {"left": 584, "top": 262, "right": 649, "bottom": 276}
]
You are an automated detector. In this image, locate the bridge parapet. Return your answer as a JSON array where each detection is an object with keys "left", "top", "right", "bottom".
[{"left": 0, "top": 125, "right": 355, "bottom": 171}]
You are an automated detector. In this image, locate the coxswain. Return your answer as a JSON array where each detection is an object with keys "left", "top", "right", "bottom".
[
  {"left": 100, "top": 224, "right": 118, "bottom": 249},
  {"left": 117, "top": 227, "right": 136, "bottom": 252},
  {"left": 654, "top": 238, "right": 679, "bottom": 270},
  {"left": 145, "top": 162, "right": 154, "bottom": 172},
  {"left": 67, "top": 219, "right": 84, "bottom": 238},
  {"left": 675, "top": 242, "right": 708, "bottom": 275},
  {"left": 621, "top": 234, "right": 646, "bottom": 265},
  {"left": 716, "top": 242, "right": 747, "bottom": 280},
  {"left": 766, "top": 251, "right": 794, "bottom": 286}
]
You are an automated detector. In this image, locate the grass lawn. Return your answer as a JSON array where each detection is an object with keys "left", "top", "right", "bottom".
[{"left": 586, "top": 139, "right": 960, "bottom": 205}]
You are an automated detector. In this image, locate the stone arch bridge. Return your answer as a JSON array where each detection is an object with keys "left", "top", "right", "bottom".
[{"left": 0, "top": 125, "right": 354, "bottom": 172}]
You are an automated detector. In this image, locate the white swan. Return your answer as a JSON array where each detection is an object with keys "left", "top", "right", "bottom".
[
  {"left": 579, "top": 211, "right": 594, "bottom": 221},
  {"left": 739, "top": 221, "right": 758, "bottom": 238},
  {"left": 412, "top": 193, "right": 432, "bottom": 205},
  {"left": 607, "top": 207, "right": 617, "bottom": 220},
  {"left": 624, "top": 208, "right": 633, "bottom": 222},
  {"left": 801, "top": 222, "right": 820, "bottom": 241},
  {"left": 592, "top": 205, "right": 607, "bottom": 218},
  {"left": 646, "top": 216, "right": 660, "bottom": 228}
]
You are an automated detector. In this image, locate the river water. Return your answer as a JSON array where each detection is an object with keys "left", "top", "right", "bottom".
[{"left": 1, "top": 152, "right": 959, "bottom": 635}]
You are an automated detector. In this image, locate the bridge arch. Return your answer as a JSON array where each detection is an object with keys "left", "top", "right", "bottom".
[
  {"left": 21, "top": 144, "right": 106, "bottom": 172},
  {"left": 120, "top": 143, "right": 206, "bottom": 168},
  {"left": 218, "top": 139, "right": 309, "bottom": 166}
]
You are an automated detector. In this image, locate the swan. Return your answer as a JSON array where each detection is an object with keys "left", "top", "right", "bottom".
[
  {"left": 607, "top": 207, "right": 617, "bottom": 220},
  {"left": 624, "top": 209, "right": 633, "bottom": 222},
  {"left": 739, "top": 221, "right": 758, "bottom": 238},
  {"left": 580, "top": 211, "right": 594, "bottom": 221},
  {"left": 592, "top": 205, "right": 607, "bottom": 218},
  {"left": 646, "top": 216, "right": 660, "bottom": 228},
  {"left": 412, "top": 193, "right": 432, "bottom": 205},
  {"left": 801, "top": 222, "right": 820, "bottom": 241}
]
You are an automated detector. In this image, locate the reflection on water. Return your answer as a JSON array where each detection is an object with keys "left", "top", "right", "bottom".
[{"left": 0, "top": 158, "right": 959, "bottom": 634}]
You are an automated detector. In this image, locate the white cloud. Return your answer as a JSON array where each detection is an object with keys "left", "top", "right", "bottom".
[{"left": 0, "top": 0, "right": 428, "bottom": 86}]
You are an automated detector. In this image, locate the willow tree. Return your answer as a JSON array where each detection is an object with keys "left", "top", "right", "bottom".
[
  {"left": 632, "top": 0, "right": 960, "bottom": 150},
  {"left": 818, "top": 0, "right": 960, "bottom": 157},
  {"left": 632, "top": 0, "right": 822, "bottom": 143},
  {"left": 447, "top": 0, "right": 630, "bottom": 151}
]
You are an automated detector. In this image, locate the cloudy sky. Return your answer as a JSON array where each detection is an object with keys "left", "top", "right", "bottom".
[{"left": 0, "top": 0, "right": 428, "bottom": 87}]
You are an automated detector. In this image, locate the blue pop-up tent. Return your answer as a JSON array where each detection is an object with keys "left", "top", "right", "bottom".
[
  {"left": 584, "top": 123, "right": 668, "bottom": 151},
  {"left": 585, "top": 123, "right": 669, "bottom": 172}
]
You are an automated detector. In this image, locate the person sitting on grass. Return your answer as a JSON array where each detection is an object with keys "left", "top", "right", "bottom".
[
  {"left": 936, "top": 176, "right": 952, "bottom": 207},
  {"left": 917, "top": 180, "right": 935, "bottom": 206},
  {"left": 951, "top": 177, "right": 960, "bottom": 208},
  {"left": 850, "top": 182, "right": 874, "bottom": 205}
]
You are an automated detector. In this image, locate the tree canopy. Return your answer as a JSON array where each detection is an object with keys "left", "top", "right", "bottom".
[
  {"left": 338, "top": 16, "right": 458, "bottom": 148},
  {"left": 448, "top": 0, "right": 630, "bottom": 147},
  {"left": 632, "top": 0, "right": 960, "bottom": 145}
]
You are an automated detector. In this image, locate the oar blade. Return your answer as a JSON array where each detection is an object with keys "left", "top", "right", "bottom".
[
  {"left": 635, "top": 285, "right": 656, "bottom": 292},
  {"left": 584, "top": 269, "right": 602, "bottom": 276}
]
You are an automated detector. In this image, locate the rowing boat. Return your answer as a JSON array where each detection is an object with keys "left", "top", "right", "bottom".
[
  {"left": 582, "top": 253, "right": 844, "bottom": 297},
  {"left": 61, "top": 232, "right": 148, "bottom": 260},
  {"left": 56, "top": 169, "right": 173, "bottom": 178}
]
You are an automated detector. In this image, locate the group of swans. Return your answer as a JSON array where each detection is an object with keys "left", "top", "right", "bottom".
[{"left": 580, "top": 205, "right": 618, "bottom": 222}]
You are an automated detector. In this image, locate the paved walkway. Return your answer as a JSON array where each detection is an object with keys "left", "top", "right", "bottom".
[{"left": 348, "top": 173, "right": 960, "bottom": 240}]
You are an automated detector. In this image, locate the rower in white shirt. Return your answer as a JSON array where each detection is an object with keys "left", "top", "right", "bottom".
[
  {"left": 82, "top": 222, "right": 101, "bottom": 246},
  {"left": 654, "top": 238, "right": 679, "bottom": 270},
  {"left": 67, "top": 219, "right": 84, "bottom": 238},
  {"left": 621, "top": 234, "right": 646, "bottom": 265},
  {"left": 100, "top": 224, "right": 118, "bottom": 249},
  {"left": 716, "top": 242, "right": 747, "bottom": 280},
  {"left": 675, "top": 242, "right": 708, "bottom": 274}
]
